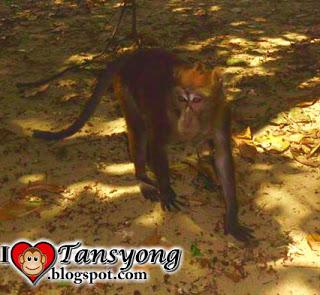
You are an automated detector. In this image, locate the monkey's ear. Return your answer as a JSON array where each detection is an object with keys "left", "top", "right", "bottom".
[
  {"left": 41, "top": 254, "right": 47, "bottom": 264},
  {"left": 211, "top": 67, "right": 223, "bottom": 85},
  {"left": 211, "top": 67, "right": 224, "bottom": 96},
  {"left": 19, "top": 254, "right": 24, "bottom": 264}
]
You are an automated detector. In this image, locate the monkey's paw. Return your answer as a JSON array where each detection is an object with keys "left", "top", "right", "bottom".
[
  {"left": 226, "top": 223, "right": 255, "bottom": 243},
  {"left": 159, "top": 187, "right": 185, "bottom": 212},
  {"left": 139, "top": 182, "right": 160, "bottom": 202}
]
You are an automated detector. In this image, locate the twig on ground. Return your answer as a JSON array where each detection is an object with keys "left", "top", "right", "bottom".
[
  {"left": 307, "top": 142, "right": 320, "bottom": 158},
  {"left": 16, "top": 0, "right": 139, "bottom": 89}
]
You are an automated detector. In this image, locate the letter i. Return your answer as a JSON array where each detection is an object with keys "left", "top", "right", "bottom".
[{"left": 0, "top": 246, "right": 10, "bottom": 264}]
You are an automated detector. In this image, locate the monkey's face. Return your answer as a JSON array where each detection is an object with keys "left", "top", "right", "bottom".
[
  {"left": 20, "top": 250, "right": 46, "bottom": 276},
  {"left": 174, "top": 64, "right": 224, "bottom": 139},
  {"left": 173, "top": 85, "right": 217, "bottom": 139},
  {"left": 174, "top": 87, "right": 203, "bottom": 135}
]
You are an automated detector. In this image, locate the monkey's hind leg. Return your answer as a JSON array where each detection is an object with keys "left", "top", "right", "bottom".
[
  {"left": 127, "top": 125, "right": 160, "bottom": 202},
  {"left": 115, "top": 83, "right": 160, "bottom": 202}
]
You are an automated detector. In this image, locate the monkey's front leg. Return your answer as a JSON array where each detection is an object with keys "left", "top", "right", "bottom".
[
  {"left": 211, "top": 117, "right": 254, "bottom": 242},
  {"left": 148, "top": 139, "right": 183, "bottom": 211}
]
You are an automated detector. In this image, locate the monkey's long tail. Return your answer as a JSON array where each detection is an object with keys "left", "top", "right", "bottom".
[{"left": 33, "top": 60, "right": 121, "bottom": 140}]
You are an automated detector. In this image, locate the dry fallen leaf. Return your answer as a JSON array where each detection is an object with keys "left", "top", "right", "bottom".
[
  {"left": 194, "top": 8, "right": 207, "bottom": 17},
  {"left": 237, "top": 141, "right": 259, "bottom": 160},
  {"left": 19, "top": 181, "right": 64, "bottom": 197},
  {"left": 291, "top": 149, "right": 320, "bottom": 167},
  {"left": 57, "top": 79, "right": 77, "bottom": 88},
  {"left": 0, "top": 200, "right": 41, "bottom": 221},
  {"left": 61, "top": 92, "right": 80, "bottom": 103},
  {"left": 0, "top": 182, "right": 64, "bottom": 221},
  {"left": 236, "top": 126, "right": 252, "bottom": 140},
  {"left": 234, "top": 127, "right": 259, "bottom": 160},
  {"left": 255, "top": 134, "right": 290, "bottom": 153},
  {"left": 296, "top": 98, "right": 318, "bottom": 108},
  {"left": 300, "top": 137, "right": 316, "bottom": 146},
  {"left": 270, "top": 113, "right": 288, "bottom": 126},
  {"left": 183, "top": 155, "right": 219, "bottom": 185},
  {"left": 23, "top": 84, "right": 49, "bottom": 98},
  {"left": 307, "top": 142, "right": 320, "bottom": 158},
  {"left": 288, "top": 133, "right": 305, "bottom": 143},
  {"left": 307, "top": 234, "right": 320, "bottom": 251},
  {"left": 288, "top": 107, "right": 311, "bottom": 123}
]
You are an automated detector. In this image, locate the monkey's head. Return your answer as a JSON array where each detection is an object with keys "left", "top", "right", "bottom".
[
  {"left": 19, "top": 247, "right": 46, "bottom": 276},
  {"left": 173, "top": 63, "right": 224, "bottom": 138}
]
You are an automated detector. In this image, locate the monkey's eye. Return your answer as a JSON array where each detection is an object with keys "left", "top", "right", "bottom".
[
  {"left": 27, "top": 257, "right": 31, "bottom": 262},
  {"left": 178, "top": 96, "right": 186, "bottom": 102},
  {"left": 192, "top": 96, "right": 202, "bottom": 103},
  {"left": 34, "top": 257, "right": 38, "bottom": 262}
]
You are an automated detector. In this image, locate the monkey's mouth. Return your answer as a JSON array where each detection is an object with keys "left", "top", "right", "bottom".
[{"left": 26, "top": 266, "right": 40, "bottom": 271}]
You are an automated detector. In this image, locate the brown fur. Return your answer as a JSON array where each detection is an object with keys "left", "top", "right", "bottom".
[{"left": 33, "top": 49, "right": 253, "bottom": 242}]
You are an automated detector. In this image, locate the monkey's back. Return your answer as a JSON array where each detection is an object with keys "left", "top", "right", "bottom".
[
  {"left": 119, "top": 48, "right": 183, "bottom": 101},
  {"left": 116, "top": 49, "right": 185, "bottom": 139}
]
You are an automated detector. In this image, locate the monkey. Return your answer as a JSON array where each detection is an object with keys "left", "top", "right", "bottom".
[
  {"left": 19, "top": 247, "right": 46, "bottom": 276},
  {"left": 33, "top": 48, "right": 253, "bottom": 242}
]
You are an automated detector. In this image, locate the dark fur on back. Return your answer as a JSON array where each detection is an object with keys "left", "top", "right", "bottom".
[{"left": 33, "top": 49, "right": 183, "bottom": 140}]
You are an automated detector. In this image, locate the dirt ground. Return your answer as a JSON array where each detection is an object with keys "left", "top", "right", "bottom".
[{"left": 0, "top": 0, "right": 320, "bottom": 294}]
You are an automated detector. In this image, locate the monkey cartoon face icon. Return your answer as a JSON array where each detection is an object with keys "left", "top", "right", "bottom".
[{"left": 19, "top": 247, "right": 46, "bottom": 276}]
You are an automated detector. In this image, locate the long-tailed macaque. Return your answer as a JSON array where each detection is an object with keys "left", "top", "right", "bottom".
[{"left": 33, "top": 48, "right": 253, "bottom": 241}]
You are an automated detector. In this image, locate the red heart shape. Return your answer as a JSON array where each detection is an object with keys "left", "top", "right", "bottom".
[{"left": 11, "top": 241, "right": 57, "bottom": 285}]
